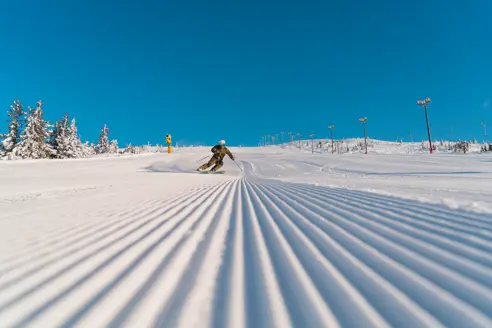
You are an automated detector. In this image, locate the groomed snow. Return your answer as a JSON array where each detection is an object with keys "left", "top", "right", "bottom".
[{"left": 1, "top": 144, "right": 491, "bottom": 327}]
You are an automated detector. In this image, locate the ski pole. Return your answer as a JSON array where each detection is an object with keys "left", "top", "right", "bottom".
[
  {"left": 233, "top": 159, "right": 243, "bottom": 171},
  {"left": 196, "top": 155, "right": 209, "bottom": 163}
]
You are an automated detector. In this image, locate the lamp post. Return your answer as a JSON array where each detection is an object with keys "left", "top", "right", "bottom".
[
  {"left": 288, "top": 132, "right": 293, "bottom": 146},
  {"left": 328, "top": 125, "right": 335, "bottom": 154},
  {"left": 309, "top": 133, "right": 315, "bottom": 154},
  {"left": 358, "top": 117, "right": 368, "bottom": 154},
  {"left": 417, "top": 97, "right": 433, "bottom": 154},
  {"left": 297, "top": 133, "right": 301, "bottom": 149}
]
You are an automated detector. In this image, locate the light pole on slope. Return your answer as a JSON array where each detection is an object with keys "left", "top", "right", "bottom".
[
  {"left": 417, "top": 97, "right": 433, "bottom": 154},
  {"left": 328, "top": 125, "right": 335, "bottom": 154},
  {"left": 297, "top": 133, "right": 301, "bottom": 150},
  {"left": 309, "top": 133, "right": 315, "bottom": 154},
  {"left": 358, "top": 117, "right": 368, "bottom": 155}
]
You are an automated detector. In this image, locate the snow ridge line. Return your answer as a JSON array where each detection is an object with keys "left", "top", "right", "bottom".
[
  {"left": 172, "top": 179, "right": 240, "bottom": 328},
  {"left": 244, "top": 180, "right": 344, "bottom": 327},
  {"left": 240, "top": 180, "right": 292, "bottom": 328},
  {"left": 59, "top": 180, "right": 239, "bottom": 328},
  {"left": 0, "top": 184, "right": 221, "bottom": 278},
  {"left": 0, "top": 183, "right": 214, "bottom": 263},
  {"left": 1, "top": 172, "right": 491, "bottom": 327},
  {"left": 336, "top": 188, "right": 492, "bottom": 229},
  {"left": 0, "top": 180, "right": 235, "bottom": 326},
  {"left": 227, "top": 177, "right": 245, "bottom": 328},
  {"left": 0, "top": 183, "right": 225, "bottom": 292},
  {"left": 247, "top": 181, "right": 390, "bottom": 327},
  {"left": 261, "top": 181, "right": 492, "bottom": 327},
  {"left": 105, "top": 179, "right": 239, "bottom": 328},
  {"left": 278, "top": 183, "right": 492, "bottom": 277},
  {"left": 251, "top": 181, "right": 443, "bottom": 327}
]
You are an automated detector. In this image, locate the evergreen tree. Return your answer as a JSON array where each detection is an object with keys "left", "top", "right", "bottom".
[
  {"left": 125, "top": 143, "right": 136, "bottom": 154},
  {"left": 1, "top": 100, "right": 25, "bottom": 158},
  {"left": 53, "top": 114, "right": 71, "bottom": 158},
  {"left": 109, "top": 139, "right": 119, "bottom": 153},
  {"left": 68, "top": 118, "right": 85, "bottom": 157},
  {"left": 96, "top": 124, "right": 109, "bottom": 154},
  {"left": 83, "top": 141, "right": 96, "bottom": 156},
  {"left": 49, "top": 119, "right": 61, "bottom": 152},
  {"left": 12, "top": 100, "right": 55, "bottom": 159}
]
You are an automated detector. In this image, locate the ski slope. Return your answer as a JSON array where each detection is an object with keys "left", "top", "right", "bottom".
[{"left": 1, "top": 145, "right": 492, "bottom": 327}]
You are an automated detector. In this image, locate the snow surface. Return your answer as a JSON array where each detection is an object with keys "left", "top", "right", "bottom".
[{"left": 1, "top": 143, "right": 492, "bottom": 327}]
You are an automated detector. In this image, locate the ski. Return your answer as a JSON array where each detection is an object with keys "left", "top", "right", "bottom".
[{"left": 197, "top": 170, "right": 225, "bottom": 174}]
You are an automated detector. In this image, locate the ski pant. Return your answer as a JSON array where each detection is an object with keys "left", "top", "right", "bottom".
[{"left": 199, "top": 156, "right": 224, "bottom": 171}]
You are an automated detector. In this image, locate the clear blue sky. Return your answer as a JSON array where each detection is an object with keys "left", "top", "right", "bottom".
[{"left": 1, "top": 0, "right": 491, "bottom": 146}]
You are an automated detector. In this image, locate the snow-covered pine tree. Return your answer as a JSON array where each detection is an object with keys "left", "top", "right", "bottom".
[
  {"left": 49, "top": 119, "right": 61, "bottom": 152},
  {"left": 52, "top": 114, "right": 70, "bottom": 158},
  {"left": 88, "top": 142, "right": 96, "bottom": 155},
  {"left": 0, "top": 99, "right": 25, "bottom": 158},
  {"left": 12, "top": 100, "right": 55, "bottom": 159},
  {"left": 68, "top": 118, "right": 85, "bottom": 158},
  {"left": 80, "top": 141, "right": 96, "bottom": 156},
  {"left": 124, "top": 143, "right": 136, "bottom": 154},
  {"left": 109, "top": 139, "right": 118, "bottom": 153},
  {"left": 96, "top": 124, "right": 110, "bottom": 154},
  {"left": 49, "top": 115, "right": 86, "bottom": 159}
]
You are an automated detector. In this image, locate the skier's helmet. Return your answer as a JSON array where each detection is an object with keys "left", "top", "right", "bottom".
[{"left": 218, "top": 140, "right": 225, "bottom": 145}]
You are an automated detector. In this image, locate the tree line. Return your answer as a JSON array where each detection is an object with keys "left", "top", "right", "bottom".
[{"left": 0, "top": 99, "right": 118, "bottom": 160}]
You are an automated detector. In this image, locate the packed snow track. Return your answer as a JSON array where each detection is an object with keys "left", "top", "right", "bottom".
[{"left": 1, "top": 148, "right": 491, "bottom": 327}]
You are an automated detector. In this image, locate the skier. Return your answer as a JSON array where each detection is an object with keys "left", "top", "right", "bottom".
[{"left": 197, "top": 140, "right": 235, "bottom": 172}]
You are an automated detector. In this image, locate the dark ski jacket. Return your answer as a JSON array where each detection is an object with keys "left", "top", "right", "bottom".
[{"left": 211, "top": 145, "right": 235, "bottom": 161}]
